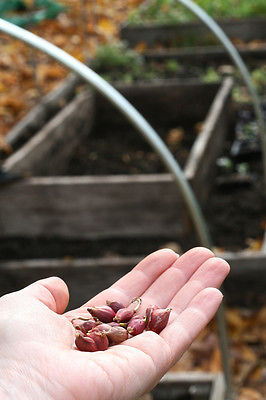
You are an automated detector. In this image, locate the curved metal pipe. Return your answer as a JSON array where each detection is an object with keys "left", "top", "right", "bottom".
[
  {"left": 178, "top": 0, "right": 266, "bottom": 188},
  {"left": 0, "top": 17, "right": 231, "bottom": 397}
]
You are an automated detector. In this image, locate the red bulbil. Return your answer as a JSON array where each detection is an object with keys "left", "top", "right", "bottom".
[
  {"left": 79, "top": 320, "right": 98, "bottom": 333},
  {"left": 93, "top": 324, "right": 128, "bottom": 345},
  {"left": 127, "top": 315, "right": 146, "bottom": 336},
  {"left": 146, "top": 308, "right": 171, "bottom": 334},
  {"left": 114, "top": 298, "right": 142, "bottom": 323},
  {"left": 75, "top": 332, "right": 98, "bottom": 352},
  {"left": 145, "top": 305, "right": 159, "bottom": 327},
  {"left": 95, "top": 323, "right": 112, "bottom": 333},
  {"left": 107, "top": 326, "right": 129, "bottom": 345},
  {"left": 114, "top": 308, "right": 134, "bottom": 323},
  {"left": 87, "top": 330, "right": 109, "bottom": 351},
  {"left": 71, "top": 318, "right": 98, "bottom": 332},
  {"left": 106, "top": 300, "right": 125, "bottom": 313},
  {"left": 87, "top": 306, "right": 116, "bottom": 323}
]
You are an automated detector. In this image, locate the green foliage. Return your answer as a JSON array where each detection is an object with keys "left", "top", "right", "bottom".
[
  {"left": 92, "top": 41, "right": 143, "bottom": 73},
  {"left": 233, "top": 65, "right": 266, "bottom": 102},
  {"left": 217, "top": 157, "right": 234, "bottom": 172},
  {"left": 128, "top": 0, "right": 266, "bottom": 25},
  {"left": 201, "top": 67, "right": 220, "bottom": 83},
  {"left": 236, "top": 162, "right": 250, "bottom": 175},
  {"left": 251, "top": 66, "right": 266, "bottom": 91},
  {"left": 165, "top": 59, "right": 180, "bottom": 73}
]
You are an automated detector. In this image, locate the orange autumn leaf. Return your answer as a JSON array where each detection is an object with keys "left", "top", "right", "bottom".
[
  {"left": 97, "top": 18, "right": 117, "bottom": 36},
  {"left": 37, "top": 64, "right": 66, "bottom": 84},
  {"left": 134, "top": 41, "right": 147, "bottom": 53}
]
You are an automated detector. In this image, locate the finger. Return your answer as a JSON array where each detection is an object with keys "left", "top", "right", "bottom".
[
  {"left": 67, "top": 249, "right": 178, "bottom": 314},
  {"left": 162, "top": 288, "right": 223, "bottom": 362},
  {"left": 167, "top": 257, "right": 230, "bottom": 314},
  {"left": 139, "top": 247, "right": 214, "bottom": 311},
  {"left": 21, "top": 276, "right": 69, "bottom": 314}
]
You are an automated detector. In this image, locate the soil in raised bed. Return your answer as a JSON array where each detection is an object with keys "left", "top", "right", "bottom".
[
  {"left": 205, "top": 103, "right": 266, "bottom": 252},
  {"left": 63, "top": 119, "right": 198, "bottom": 176}
]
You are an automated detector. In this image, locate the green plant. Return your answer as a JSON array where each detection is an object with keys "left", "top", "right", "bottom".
[
  {"left": 236, "top": 162, "right": 250, "bottom": 175},
  {"left": 92, "top": 41, "right": 143, "bottom": 74},
  {"left": 201, "top": 67, "right": 220, "bottom": 83},
  {"left": 165, "top": 59, "right": 180, "bottom": 73},
  {"left": 251, "top": 66, "right": 266, "bottom": 92},
  {"left": 128, "top": 0, "right": 266, "bottom": 25}
]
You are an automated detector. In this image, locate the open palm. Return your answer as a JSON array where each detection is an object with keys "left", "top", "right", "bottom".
[{"left": 0, "top": 247, "right": 230, "bottom": 400}]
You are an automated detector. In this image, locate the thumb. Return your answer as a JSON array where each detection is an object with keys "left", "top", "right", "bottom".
[{"left": 21, "top": 276, "right": 69, "bottom": 314}]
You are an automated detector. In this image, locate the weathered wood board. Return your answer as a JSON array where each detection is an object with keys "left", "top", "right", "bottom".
[
  {"left": 185, "top": 77, "right": 232, "bottom": 203},
  {"left": 143, "top": 45, "right": 266, "bottom": 65},
  {"left": 95, "top": 79, "right": 221, "bottom": 129},
  {"left": 2, "top": 74, "right": 79, "bottom": 151},
  {"left": 3, "top": 91, "right": 94, "bottom": 176},
  {"left": 121, "top": 18, "right": 266, "bottom": 48},
  {"left": 0, "top": 174, "right": 186, "bottom": 239}
]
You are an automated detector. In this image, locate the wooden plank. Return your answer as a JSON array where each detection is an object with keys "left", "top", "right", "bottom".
[
  {"left": 185, "top": 77, "right": 233, "bottom": 203},
  {"left": 121, "top": 18, "right": 266, "bottom": 47},
  {"left": 160, "top": 372, "right": 219, "bottom": 384},
  {"left": 95, "top": 80, "right": 220, "bottom": 128},
  {"left": 3, "top": 74, "right": 79, "bottom": 149},
  {"left": 144, "top": 45, "right": 266, "bottom": 64},
  {"left": 0, "top": 251, "right": 265, "bottom": 309},
  {"left": 0, "top": 174, "right": 188, "bottom": 240},
  {"left": 210, "top": 374, "right": 225, "bottom": 400},
  {"left": 3, "top": 91, "right": 94, "bottom": 175}
]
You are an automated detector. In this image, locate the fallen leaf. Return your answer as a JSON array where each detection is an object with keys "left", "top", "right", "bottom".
[
  {"left": 239, "top": 387, "right": 263, "bottom": 400},
  {"left": 166, "top": 128, "right": 184, "bottom": 148},
  {"left": 97, "top": 18, "right": 117, "bottom": 37},
  {"left": 135, "top": 41, "right": 147, "bottom": 53}
]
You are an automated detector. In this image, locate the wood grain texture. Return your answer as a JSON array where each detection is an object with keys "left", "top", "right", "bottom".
[
  {"left": 121, "top": 18, "right": 266, "bottom": 47},
  {"left": 4, "top": 74, "right": 79, "bottom": 148},
  {"left": 0, "top": 174, "right": 186, "bottom": 239},
  {"left": 144, "top": 45, "right": 266, "bottom": 65},
  {"left": 3, "top": 91, "right": 94, "bottom": 175},
  {"left": 185, "top": 77, "right": 233, "bottom": 203},
  {"left": 95, "top": 79, "right": 220, "bottom": 128}
]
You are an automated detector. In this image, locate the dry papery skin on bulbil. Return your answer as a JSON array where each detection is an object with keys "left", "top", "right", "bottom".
[{"left": 72, "top": 298, "right": 171, "bottom": 352}]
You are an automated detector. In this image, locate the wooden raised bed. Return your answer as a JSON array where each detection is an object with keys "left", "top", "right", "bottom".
[
  {"left": 0, "top": 77, "right": 233, "bottom": 240},
  {"left": 2, "top": 73, "right": 79, "bottom": 149},
  {"left": 121, "top": 17, "right": 266, "bottom": 48},
  {"left": 3, "top": 91, "right": 93, "bottom": 176}
]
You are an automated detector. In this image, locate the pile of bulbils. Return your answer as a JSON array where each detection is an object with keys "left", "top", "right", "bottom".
[{"left": 72, "top": 298, "right": 171, "bottom": 352}]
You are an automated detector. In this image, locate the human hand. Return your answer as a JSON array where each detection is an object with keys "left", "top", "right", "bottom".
[{"left": 0, "top": 247, "right": 230, "bottom": 400}]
